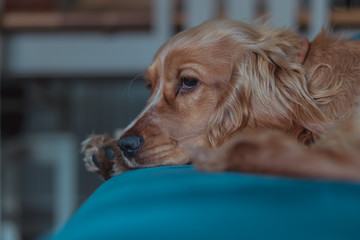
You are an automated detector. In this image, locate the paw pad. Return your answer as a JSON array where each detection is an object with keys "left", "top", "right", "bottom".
[{"left": 104, "top": 147, "right": 115, "bottom": 160}]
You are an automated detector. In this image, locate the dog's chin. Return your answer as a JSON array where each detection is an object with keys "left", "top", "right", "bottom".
[
  {"left": 122, "top": 157, "right": 152, "bottom": 169},
  {"left": 122, "top": 154, "right": 192, "bottom": 169}
]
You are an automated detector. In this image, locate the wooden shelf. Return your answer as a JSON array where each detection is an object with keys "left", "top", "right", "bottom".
[
  {"left": 1, "top": 11, "right": 152, "bottom": 31},
  {"left": 2, "top": 8, "right": 360, "bottom": 32},
  {"left": 298, "top": 8, "right": 360, "bottom": 27},
  {"left": 331, "top": 8, "right": 360, "bottom": 27}
]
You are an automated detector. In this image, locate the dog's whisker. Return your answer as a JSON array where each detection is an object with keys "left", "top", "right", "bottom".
[
  {"left": 122, "top": 73, "right": 145, "bottom": 98},
  {"left": 170, "top": 134, "right": 199, "bottom": 142}
]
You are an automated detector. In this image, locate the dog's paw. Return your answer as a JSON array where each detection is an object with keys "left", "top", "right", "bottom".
[
  {"left": 81, "top": 134, "right": 107, "bottom": 173},
  {"left": 191, "top": 131, "right": 281, "bottom": 173},
  {"left": 193, "top": 130, "right": 309, "bottom": 176},
  {"left": 81, "top": 133, "right": 129, "bottom": 180},
  {"left": 189, "top": 147, "right": 227, "bottom": 172}
]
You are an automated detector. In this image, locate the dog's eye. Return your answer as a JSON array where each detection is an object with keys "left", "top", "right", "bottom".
[{"left": 180, "top": 77, "right": 199, "bottom": 91}]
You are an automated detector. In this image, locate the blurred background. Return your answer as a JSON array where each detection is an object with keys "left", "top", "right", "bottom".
[{"left": 1, "top": 0, "right": 360, "bottom": 239}]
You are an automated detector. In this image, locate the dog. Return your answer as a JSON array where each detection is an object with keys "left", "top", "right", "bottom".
[{"left": 82, "top": 19, "right": 360, "bottom": 181}]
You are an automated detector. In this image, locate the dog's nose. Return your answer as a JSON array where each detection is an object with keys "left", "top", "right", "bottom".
[{"left": 118, "top": 135, "right": 143, "bottom": 158}]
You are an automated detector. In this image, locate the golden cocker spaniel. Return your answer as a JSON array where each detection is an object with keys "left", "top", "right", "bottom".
[{"left": 82, "top": 20, "right": 360, "bottom": 181}]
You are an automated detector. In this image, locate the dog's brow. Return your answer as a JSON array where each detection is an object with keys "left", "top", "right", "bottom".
[
  {"left": 145, "top": 68, "right": 156, "bottom": 86},
  {"left": 178, "top": 63, "right": 206, "bottom": 76},
  {"left": 145, "top": 70, "right": 151, "bottom": 81}
]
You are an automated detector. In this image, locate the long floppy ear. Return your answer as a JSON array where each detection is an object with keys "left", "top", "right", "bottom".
[
  {"left": 207, "top": 26, "right": 329, "bottom": 147},
  {"left": 207, "top": 62, "right": 252, "bottom": 147}
]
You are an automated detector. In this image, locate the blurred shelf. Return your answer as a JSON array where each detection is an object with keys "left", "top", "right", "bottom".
[
  {"left": 299, "top": 8, "right": 360, "bottom": 28},
  {"left": 330, "top": 8, "right": 360, "bottom": 27},
  {"left": 2, "top": 8, "right": 360, "bottom": 32},
  {"left": 1, "top": 11, "right": 152, "bottom": 31}
]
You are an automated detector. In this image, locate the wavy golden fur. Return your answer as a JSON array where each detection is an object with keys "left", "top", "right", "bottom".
[{"left": 82, "top": 20, "right": 360, "bottom": 181}]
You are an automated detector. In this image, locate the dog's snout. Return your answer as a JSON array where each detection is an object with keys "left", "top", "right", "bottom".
[{"left": 118, "top": 135, "right": 143, "bottom": 158}]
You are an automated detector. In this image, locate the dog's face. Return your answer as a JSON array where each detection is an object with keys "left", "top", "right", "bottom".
[
  {"left": 118, "top": 19, "right": 317, "bottom": 169},
  {"left": 118, "top": 21, "right": 238, "bottom": 168}
]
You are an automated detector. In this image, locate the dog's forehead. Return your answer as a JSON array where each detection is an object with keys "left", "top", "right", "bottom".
[{"left": 152, "top": 27, "right": 221, "bottom": 64}]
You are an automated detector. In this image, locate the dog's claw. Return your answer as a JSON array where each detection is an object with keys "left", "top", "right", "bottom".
[{"left": 92, "top": 155, "right": 101, "bottom": 169}]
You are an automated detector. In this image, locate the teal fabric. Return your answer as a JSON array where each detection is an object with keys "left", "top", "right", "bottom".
[{"left": 52, "top": 165, "right": 360, "bottom": 240}]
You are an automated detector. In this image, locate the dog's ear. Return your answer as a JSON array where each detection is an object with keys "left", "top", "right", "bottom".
[
  {"left": 207, "top": 27, "right": 328, "bottom": 147},
  {"left": 207, "top": 63, "right": 252, "bottom": 147}
]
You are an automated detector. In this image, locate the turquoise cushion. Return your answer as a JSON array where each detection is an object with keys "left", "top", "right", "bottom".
[{"left": 52, "top": 165, "right": 360, "bottom": 240}]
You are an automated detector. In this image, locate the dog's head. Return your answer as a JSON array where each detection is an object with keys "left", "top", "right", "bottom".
[{"left": 118, "top": 19, "right": 327, "bottom": 169}]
